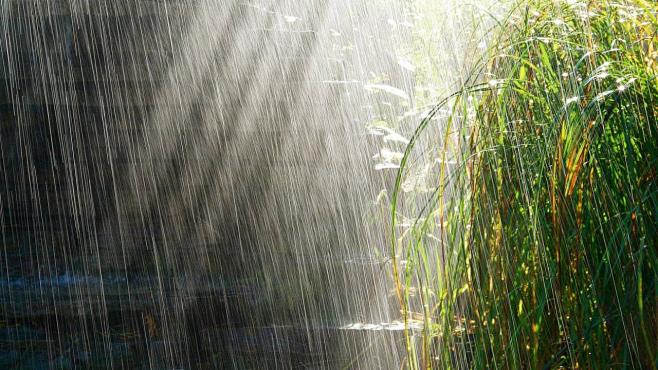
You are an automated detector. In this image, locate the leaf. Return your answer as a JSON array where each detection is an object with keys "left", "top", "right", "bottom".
[
  {"left": 374, "top": 162, "right": 400, "bottom": 170},
  {"left": 383, "top": 132, "right": 410, "bottom": 144},
  {"left": 372, "top": 148, "right": 404, "bottom": 162},
  {"left": 519, "top": 64, "right": 527, "bottom": 81},
  {"left": 518, "top": 299, "right": 524, "bottom": 316},
  {"left": 374, "top": 127, "right": 410, "bottom": 144},
  {"left": 374, "top": 189, "right": 388, "bottom": 205},
  {"left": 364, "top": 83, "right": 411, "bottom": 101},
  {"left": 284, "top": 15, "right": 299, "bottom": 23},
  {"left": 398, "top": 59, "right": 416, "bottom": 72}
]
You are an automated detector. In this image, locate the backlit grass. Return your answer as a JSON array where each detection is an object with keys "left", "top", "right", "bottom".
[{"left": 391, "top": 1, "right": 658, "bottom": 368}]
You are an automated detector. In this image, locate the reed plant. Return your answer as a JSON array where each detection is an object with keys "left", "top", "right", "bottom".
[{"left": 391, "top": 0, "right": 658, "bottom": 368}]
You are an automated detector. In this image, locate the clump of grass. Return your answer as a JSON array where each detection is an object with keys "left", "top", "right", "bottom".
[{"left": 392, "top": 0, "right": 658, "bottom": 368}]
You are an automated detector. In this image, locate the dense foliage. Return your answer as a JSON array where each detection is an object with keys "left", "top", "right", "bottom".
[{"left": 392, "top": 1, "right": 658, "bottom": 368}]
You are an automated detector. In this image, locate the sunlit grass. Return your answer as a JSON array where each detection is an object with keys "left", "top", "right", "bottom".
[{"left": 392, "top": 0, "right": 658, "bottom": 368}]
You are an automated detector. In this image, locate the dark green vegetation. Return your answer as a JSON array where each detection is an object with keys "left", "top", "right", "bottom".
[{"left": 393, "top": 1, "right": 658, "bottom": 368}]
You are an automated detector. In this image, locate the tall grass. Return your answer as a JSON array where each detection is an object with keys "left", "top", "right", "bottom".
[{"left": 392, "top": 0, "right": 658, "bottom": 368}]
